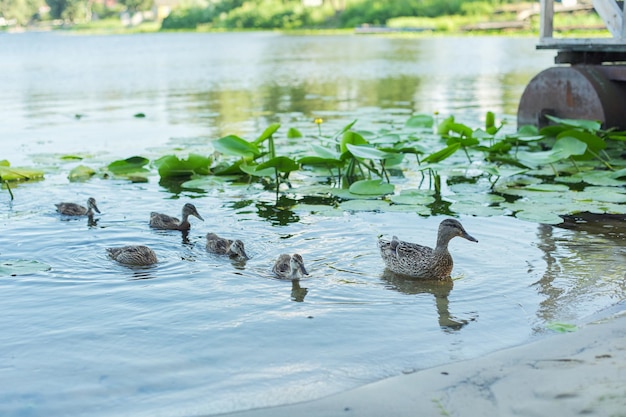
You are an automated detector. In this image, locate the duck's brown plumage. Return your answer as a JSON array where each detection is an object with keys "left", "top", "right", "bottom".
[
  {"left": 149, "top": 203, "right": 203, "bottom": 231},
  {"left": 206, "top": 233, "right": 249, "bottom": 259},
  {"left": 378, "top": 219, "right": 477, "bottom": 280},
  {"left": 272, "top": 253, "right": 309, "bottom": 279},
  {"left": 55, "top": 198, "right": 100, "bottom": 216},
  {"left": 107, "top": 245, "right": 158, "bottom": 266}
]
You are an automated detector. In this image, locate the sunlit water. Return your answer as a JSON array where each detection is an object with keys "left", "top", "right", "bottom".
[{"left": 1, "top": 32, "right": 625, "bottom": 417}]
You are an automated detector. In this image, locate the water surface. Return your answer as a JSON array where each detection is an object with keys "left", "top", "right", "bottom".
[{"left": 1, "top": 32, "right": 625, "bottom": 417}]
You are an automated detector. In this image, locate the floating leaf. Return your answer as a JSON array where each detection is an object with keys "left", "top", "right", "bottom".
[
  {"left": 298, "top": 156, "right": 344, "bottom": 169},
  {"left": 133, "top": 113, "right": 146, "bottom": 118},
  {"left": 390, "top": 190, "right": 435, "bottom": 205},
  {"left": 546, "top": 322, "right": 578, "bottom": 333},
  {"left": 68, "top": 165, "right": 96, "bottom": 181},
  {"left": 108, "top": 156, "right": 150, "bottom": 174},
  {"left": 0, "top": 165, "right": 45, "bottom": 181},
  {"left": 436, "top": 115, "right": 455, "bottom": 135},
  {"left": 154, "top": 154, "right": 211, "bottom": 179},
  {"left": 524, "top": 183, "right": 570, "bottom": 192},
  {"left": 240, "top": 163, "right": 275, "bottom": 177},
  {"left": 0, "top": 260, "right": 51, "bottom": 276},
  {"left": 339, "top": 199, "right": 391, "bottom": 212},
  {"left": 212, "top": 135, "right": 260, "bottom": 158},
  {"left": 405, "top": 114, "right": 434, "bottom": 128},
  {"left": 449, "top": 202, "right": 504, "bottom": 217},
  {"left": 349, "top": 179, "right": 394, "bottom": 196},
  {"left": 515, "top": 210, "right": 564, "bottom": 224}
]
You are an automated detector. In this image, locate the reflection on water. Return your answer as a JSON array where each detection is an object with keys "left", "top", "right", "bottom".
[{"left": 381, "top": 271, "right": 472, "bottom": 331}]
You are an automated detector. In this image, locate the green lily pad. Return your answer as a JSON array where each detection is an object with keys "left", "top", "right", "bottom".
[
  {"left": 449, "top": 202, "right": 504, "bottom": 217},
  {"left": 546, "top": 322, "right": 578, "bottom": 333},
  {"left": 256, "top": 156, "right": 300, "bottom": 174},
  {"left": 340, "top": 131, "right": 368, "bottom": 153},
  {"left": 514, "top": 210, "right": 564, "bottom": 224},
  {"left": 254, "top": 123, "right": 281, "bottom": 145},
  {"left": 339, "top": 199, "right": 391, "bottom": 212},
  {"left": 287, "top": 127, "right": 303, "bottom": 139},
  {"left": 0, "top": 165, "right": 45, "bottom": 181},
  {"left": 405, "top": 114, "right": 434, "bottom": 128},
  {"left": 349, "top": 179, "right": 394, "bottom": 196},
  {"left": 108, "top": 156, "right": 150, "bottom": 175},
  {"left": 154, "top": 154, "right": 211, "bottom": 179},
  {"left": 68, "top": 165, "right": 96, "bottom": 181},
  {"left": 390, "top": 190, "right": 436, "bottom": 205},
  {"left": 0, "top": 260, "right": 51, "bottom": 276},
  {"left": 212, "top": 135, "right": 260, "bottom": 158}
]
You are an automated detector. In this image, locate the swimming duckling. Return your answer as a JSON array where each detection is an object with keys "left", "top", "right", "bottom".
[
  {"left": 272, "top": 253, "right": 309, "bottom": 279},
  {"left": 378, "top": 218, "right": 477, "bottom": 280},
  {"left": 107, "top": 245, "right": 158, "bottom": 266},
  {"left": 55, "top": 197, "right": 100, "bottom": 216},
  {"left": 206, "top": 233, "right": 249, "bottom": 259},
  {"left": 149, "top": 203, "right": 203, "bottom": 231}
]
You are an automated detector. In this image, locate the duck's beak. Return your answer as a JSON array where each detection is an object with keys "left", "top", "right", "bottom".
[
  {"left": 462, "top": 232, "right": 478, "bottom": 243},
  {"left": 93, "top": 204, "right": 101, "bottom": 214},
  {"left": 194, "top": 212, "right": 204, "bottom": 221}
]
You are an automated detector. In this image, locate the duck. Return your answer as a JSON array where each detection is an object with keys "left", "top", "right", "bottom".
[
  {"left": 206, "top": 233, "right": 249, "bottom": 259},
  {"left": 149, "top": 203, "right": 204, "bottom": 231},
  {"left": 107, "top": 245, "right": 158, "bottom": 266},
  {"left": 55, "top": 197, "right": 100, "bottom": 216},
  {"left": 378, "top": 218, "right": 477, "bottom": 280},
  {"left": 272, "top": 253, "right": 309, "bottom": 279}
]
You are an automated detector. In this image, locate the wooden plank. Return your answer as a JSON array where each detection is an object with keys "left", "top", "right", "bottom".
[
  {"left": 592, "top": 0, "right": 622, "bottom": 38},
  {"left": 540, "top": 0, "right": 554, "bottom": 40}
]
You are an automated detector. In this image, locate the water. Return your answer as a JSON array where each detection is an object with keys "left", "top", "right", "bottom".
[{"left": 1, "top": 32, "right": 625, "bottom": 417}]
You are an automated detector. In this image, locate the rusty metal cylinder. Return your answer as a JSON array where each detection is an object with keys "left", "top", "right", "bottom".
[{"left": 518, "top": 65, "right": 626, "bottom": 129}]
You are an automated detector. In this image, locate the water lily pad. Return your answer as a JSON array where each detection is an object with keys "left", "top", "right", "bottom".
[
  {"left": 546, "top": 322, "right": 578, "bottom": 333},
  {"left": 154, "top": 154, "right": 211, "bottom": 178},
  {"left": 573, "top": 187, "right": 626, "bottom": 203},
  {"left": 571, "top": 171, "right": 626, "bottom": 186},
  {"left": 108, "top": 156, "right": 150, "bottom": 175},
  {"left": 181, "top": 176, "right": 228, "bottom": 190},
  {"left": 0, "top": 164, "right": 45, "bottom": 181},
  {"left": 349, "top": 179, "right": 394, "bottom": 196},
  {"left": 390, "top": 190, "right": 435, "bottom": 205},
  {"left": 339, "top": 199, "right": 390, "bottom": 212},
  {"left": 287, "top": 127, "right": 302, "bottom": 139},
  {"left": 0, "top": 260, "right": 51, "bottom": 276},
  {"left": 256, "top": 156, "right": 300, "bottom": 174},
  {"left": 405, "top": 114, "right": 434, "bottom": 128},
  {"left": 68, "top": 165, "right": 96, "bottom": 181},
  {"left": 212, "top": 135, "right": 260, "bottom": 158},
  {"left": 514, "top": 210, "right": 564, "bottom": 224},
  {"left": 524, "top": 183, "right": 570, "bottom": 192},
  {"left": 449, "top": 202, "right": 504, "bottom": 217}
]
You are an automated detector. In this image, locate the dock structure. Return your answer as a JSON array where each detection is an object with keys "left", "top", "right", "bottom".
[{"left": 518, "top": 0, "right": 626, "bottom": 129}]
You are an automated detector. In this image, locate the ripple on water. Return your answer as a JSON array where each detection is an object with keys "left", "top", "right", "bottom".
[{"left": 1, "top": 181, "right": 625, "bottom": 416}]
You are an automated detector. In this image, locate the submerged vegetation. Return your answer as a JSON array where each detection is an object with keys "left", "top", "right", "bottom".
[{"left": 4, "top": 112, "right": 626, "bottom": 225}]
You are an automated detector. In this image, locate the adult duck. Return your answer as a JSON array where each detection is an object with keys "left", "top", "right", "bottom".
[
  {"left": 378, "top": 218, "right": 477, "bottom": 280},
  {"left": 149, "top": 203, "right": 203, "bottom": 231},
  {"left": 205, "top": 233, "right": 249, "bottom": 260},
  {"left": 55, "top": 197, "right": 100, "bottom": 216}
]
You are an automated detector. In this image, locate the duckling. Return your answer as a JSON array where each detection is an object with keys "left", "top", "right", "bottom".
[
  {"left": 205, "top": 233, "right": 249, "bottom": 259},
  {"left": 378, "top": 218, "right": 477, "bottom": 280},
  {"left": 149, "top": 203, "right": 203, "bottom": 231},
  {"left": 55, "top": 197, "right": 100, "bottom": 216},
  {"left": 107, "top": 245, "right": 158, "bottom": 266},
  {"left": 272, "top": 253, "right": 309, "bottom": 279}
]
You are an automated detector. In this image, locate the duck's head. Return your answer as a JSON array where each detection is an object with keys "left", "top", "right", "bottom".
[
  {"left": 87, "top": 197, "right": 101, "bottom": 214},
  {"left": 230, "top": 239, "right": 249, "bottom": 260},
  {"left": 439, "top": 219, "right": 478, "bottom": 244},
  {"left": 290, "top": 253, "right": 309, "bottom": 277},
  {"left": 183, "top": 203, "right": 204, "bottom": 221}
]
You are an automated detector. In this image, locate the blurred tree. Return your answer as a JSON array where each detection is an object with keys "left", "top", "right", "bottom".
[
  {"left": 119, "top": 0, "right": 154, "bottom": 13},
  {"left": 0, "top": 0, "right": 44, "bottom": 25}
]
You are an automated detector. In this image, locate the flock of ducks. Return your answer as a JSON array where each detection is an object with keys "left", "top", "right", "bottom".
[{"left": 56, "top": 198, "right": 478, "bottom": 281}]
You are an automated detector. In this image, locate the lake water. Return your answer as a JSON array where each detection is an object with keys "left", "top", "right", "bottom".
[{"left": 1, "top": 32, "right": 625, "bottom": 417}]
